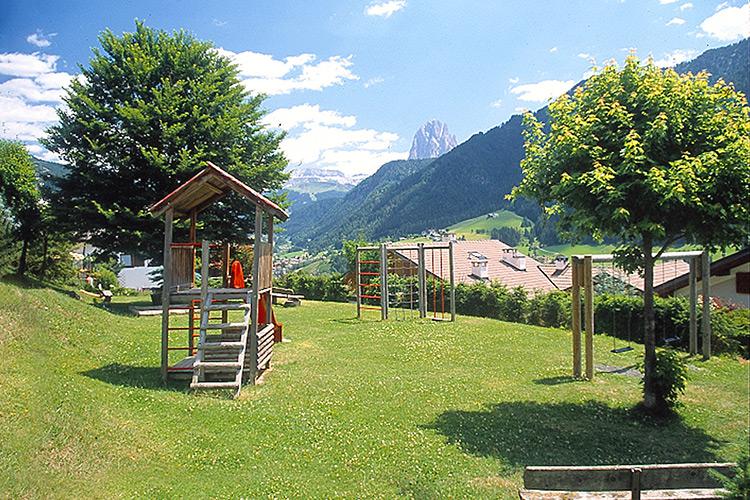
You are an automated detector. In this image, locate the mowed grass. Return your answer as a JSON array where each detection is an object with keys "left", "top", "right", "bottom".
[
  {"left": 446, "top": 210, "right": 525, "bottom": 240},
  {"left": 0, "top": 280, "right": 748, "bottom": 498}
]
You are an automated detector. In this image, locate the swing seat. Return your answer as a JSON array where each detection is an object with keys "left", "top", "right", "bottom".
[{"left": 611, "top": 346, "right": 634, "bottom": 354}]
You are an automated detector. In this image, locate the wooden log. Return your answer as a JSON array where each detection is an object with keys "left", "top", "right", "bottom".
[
  {"left": 449, "top": 241, "right": 456, "bottom": 322},
  {"left": 247, "top": 209, "right": 262, "bottom": 383},
  {"left": 523, "top": 463, "right": 735, "bottom": 492},
  {"left": 160, "top": 208, "right": 174, "bottom": 382},
  {"left": 571, "top": 257, "right": 582, "bottom": 378},
  {"left": 356, "top": 247, "right": 362, "bottom": 319},
  {"left": 701, "top": 251, "right": 711, "bottom": 360},
  {"left": 689, "top": 256, "right": 698, "bottom": 355},
  {"left": 584, "top": 256, "right": 594, "bottom": 380}
]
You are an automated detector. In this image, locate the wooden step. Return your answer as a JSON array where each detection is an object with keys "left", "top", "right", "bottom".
[
  {"left": 205, "top": 322, "right": 246, "bottom": 330},
  {"left": 194, "top": 361, "right": 241, "bottom": 369},
  {"left": 204, "top": 303, "right": 251, "bottom": 312},
  {"left": 201, "top": 341, "right": 244, "bottom": 349},
  {"left": 190, "top": 381, "right": 239, "bottom": 389}
]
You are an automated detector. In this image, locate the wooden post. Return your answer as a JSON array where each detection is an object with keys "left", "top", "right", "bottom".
[
  {"left": 248, "top": 209, "right": 263, "bottom": 383},
  {"left": 584, "top": 256, "right": 594, "bottom": 380},
  {"left": 160, "top": 208, "right": 174, "bottom": 382},
  {"left": 571, "top": 257, "right": 582, "bottom": 378},
  {"left": 689, "top": 257, "right": 698, "bottom": 355},
  {"left": 701, "top": 251, "right": 711, "bottom": 360},
  {"left": 380, "top": 243, "right": 388, "bottom": 320},
  {"left": 418, "top": 243, "right": 426, "bottom": 318},
  {"left": 189, "top": 209, "right": 197, "bottom": 288},
  {"left": 266, "top": 213, "right": 273, "bottom": 326},
  {"left": 355, "top": 247, "right": 362, "bottom": 319},
  {"left": 200, "top": 240, "right": 210, "bottom": 301},
  {"left": 222, "top": 242, "right": 230, "bottom": 323},
  {"left": 449, "top": 241, "right": 456, "bottom": 321},
  {"left": 631, "top": 467, "right": 642, "bottom": 500}
]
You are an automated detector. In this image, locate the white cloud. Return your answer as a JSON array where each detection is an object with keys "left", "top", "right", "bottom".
[
  {"left": 510, "top": 80, "right": 576, "bottom": 102},
  {"left": 0, "top": 95, "right": 58, "bottom": 123},
  {"left": 652, "top": 48, "right": 698, "bottom": 67},
  {"left": 26, "top": 31, "right": 55, "bottom": 48},
  {"left": 508, "top": 76, "right": 519, "bottom": 84},
  {"left": 365, "top": 0, "right": 407, "bottom": 18},
  {"left": 0, "top": 52, "right": 59, "bottom": 77},
  {"left": 659, "top": 0, "right": 679, "bottom": 4},
  {"left": 265, "top": 104, "right": 406, "bottom": 176},
  {"left": 578, "top": 52, "right": 592, "bottom": 59},
  {"left": 489, "top": 99, "right": 503, "bottom": 108},
  {"left": 715, "top": 2, "right": 729, "bottom": 11},
  {"left": 363, "top": 76, "right": 385, "bottom": 88},
  {"left": 212, "top": 18, "right": 227, "bottom": 27},
  {"left": 666, "top": 17, "right": 687, "bottom": 25},
  {"left": 514, "top": 107, "right": 530, "bottom": 114},
  {"left": 0, "top": 72, "right": 73, "bottom": 102},
  {"left": 680, "top": 3, "right": 693, "bottom": 10},
  {"left": 549, "top": 47, "right": 558, "bottom": 53},
  {"left": 217, "top": 48, "right": 357, "bottom": 95},
  {"left": 699, "top": 3, "right": 750, "bottom": 41}
]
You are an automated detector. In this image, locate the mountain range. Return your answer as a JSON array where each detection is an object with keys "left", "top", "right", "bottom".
[{"left": 284, "top": 38, "right": 750, "bottom": 251}]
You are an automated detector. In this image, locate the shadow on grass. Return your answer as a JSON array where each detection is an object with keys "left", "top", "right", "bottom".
[
  {"left": 82, "top": 363, "right": 185, "bottom": 392},
  {"left": 426, "top": 400, "right": 722, "bottom": 468}
]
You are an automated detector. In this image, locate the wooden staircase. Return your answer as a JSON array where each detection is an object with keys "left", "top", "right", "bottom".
[{"left": 190, "top": 290, "right": 252, "bottom": 398}]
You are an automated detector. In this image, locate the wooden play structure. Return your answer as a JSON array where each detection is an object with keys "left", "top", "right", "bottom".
[
  {"left": 149, "top": 162, "right": 288, "bottom": 397},
  {"left": 570, "top": 250, "right": 711, "bottom": 380},
  {"left": 356, "top": 242, "right": 456, "bottom": 321}
]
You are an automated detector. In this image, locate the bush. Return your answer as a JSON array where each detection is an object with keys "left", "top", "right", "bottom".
[
  {"left": 712, "top": 308, "right": 750, "bottom": 358},
  {"left": 276, "top": 272, "right": 349, "bottom": 302},
  {"left": 528, "top": 291, "right": 571, "bottom": 328},
  {"left": 641, "top": 348, "right": 688, "bottom": 412}
]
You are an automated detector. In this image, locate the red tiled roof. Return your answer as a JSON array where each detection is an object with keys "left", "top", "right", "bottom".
[
  {"left": 394, "top": 240, "right": 559, "bottom": 292},
  {"left": 542, "top": 259, "right": 690, "bottom": 292}
]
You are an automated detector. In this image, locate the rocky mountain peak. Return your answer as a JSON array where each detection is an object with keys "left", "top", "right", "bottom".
[{"left": 408, "top": 120, "right": 458, "bottom": 160}]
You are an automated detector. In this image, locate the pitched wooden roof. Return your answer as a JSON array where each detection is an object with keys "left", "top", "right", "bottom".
[{"left": 149, "top": 161, "right": 288, "bottom": 221}]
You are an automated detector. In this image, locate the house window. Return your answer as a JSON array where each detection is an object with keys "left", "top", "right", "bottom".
[{"left": 737, "top": 272, "right": 750, "bottom": 295}]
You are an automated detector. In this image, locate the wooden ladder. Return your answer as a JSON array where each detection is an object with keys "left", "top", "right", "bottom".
[{"left": 190, "top": 290, "right": 252, "bottom": 398}]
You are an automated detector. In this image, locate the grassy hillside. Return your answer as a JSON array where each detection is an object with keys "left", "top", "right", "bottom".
[
  {"left": 1, "top": 280, "right": 747, "bottom": 498},
  {"left": 447, "top": 210, "right": 525, "bottom": 240}
]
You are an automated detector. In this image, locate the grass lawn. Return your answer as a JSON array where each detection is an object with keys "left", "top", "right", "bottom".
[
  {"left": 1, "top": 280, "right": 747, "bottom": 498},
  {"left": 446, "top": 210, "right": 525, "bottom": 240}
]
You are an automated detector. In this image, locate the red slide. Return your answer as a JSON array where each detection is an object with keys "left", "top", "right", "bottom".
[{"left": 231, "top": 259, "right": 282, "bottom": 342}]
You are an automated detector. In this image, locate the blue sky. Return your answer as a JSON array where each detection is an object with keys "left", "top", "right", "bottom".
[{"left": 1, "top": 0, "right": 748, "bottom": 176}]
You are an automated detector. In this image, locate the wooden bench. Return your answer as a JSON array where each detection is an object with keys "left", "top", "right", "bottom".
[{"left": 519, "top": 463, "right": 735, "bottom": 499}]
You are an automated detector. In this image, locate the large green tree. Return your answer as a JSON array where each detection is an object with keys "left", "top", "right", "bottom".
[
  {"left": 0, "top": 140, "right": 41, "bottom": 275},
  {"left": 44, "top": 22, "right": 288, "bottom": 259},
  {"left": 513, "top": 56, "right": 750, "bottom": 413}
]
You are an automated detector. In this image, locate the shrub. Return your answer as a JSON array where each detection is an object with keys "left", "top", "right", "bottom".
[
  {"left": 276, "top": 272, "right": 349, "bottom": 302},
  {"left": 528, "top": 291, "right": 571, "bottom": 328},
  {"left": 712, "top": 308, "right": 750, "bottom": 359},
  {"left": 640, "top": 348, "right": 688, "bottom": 412}
]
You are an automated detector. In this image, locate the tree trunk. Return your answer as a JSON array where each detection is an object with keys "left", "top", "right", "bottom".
[
  {"left": 17, "top": 238, "right": 28, "bottom": 276},
  {"left": 641, "top": 235, "right": 657, "bottom": 410}
]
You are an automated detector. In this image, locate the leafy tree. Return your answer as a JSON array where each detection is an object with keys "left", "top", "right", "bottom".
[
  {"left": 0, "top": 200, "right": 18, "bottom": 277},
  {"left": 0, "top": 140, "right": 41, "bottom": 275},
  {"left": 513, "top": 56, "right": 750, "bottom": 414},
  {"left": 44, "top": 21, "right": 288, "bottom": 260}
]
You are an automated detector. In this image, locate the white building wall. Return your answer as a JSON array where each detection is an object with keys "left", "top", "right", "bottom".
[{"left": 674, "top": 261, "right": 750, "bottom": 309}]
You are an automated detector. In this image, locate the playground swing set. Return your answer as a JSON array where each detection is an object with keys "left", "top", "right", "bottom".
[
  {"left": 355, "top": 242, "right": 456, "bottom": 321},
  {"left": 569, "top": 250, "right": 712, "bottom": 380},
  {"left": 149, "top": 161, "right": 288, "bottom": 398}
]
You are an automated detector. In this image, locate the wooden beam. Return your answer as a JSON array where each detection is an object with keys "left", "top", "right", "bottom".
[
  {"left": 266, "top": 213, "right": 273, "bottom": 327},
  {"left": 689, "top": 257, "right": 698, "bottom": 355},
  {"left": 248, "top": 209, "right": 263, "bottom": 383},
  {"left": 418, "top": 243, "right": 426, "bottom": 318},
  {"left": 584, "top": 256, "right": 594, "bottom": 380},
  {"left": 701, "top": 251, "right": 711, "bottom": 360},
  {"left": 449, "top": 241, "right": 456, "bottom": 322},
  {"left": 380, "top": 243, "right": 388, "bottom": 320},
  {"left": 160, "top": 208, "right": 174, "bottom": 382},
  {"left": 571, "top": 257, "right": 582, "bottom": 378},
  {"left": 355, "top": 247, "right": 362, "bottom": 319}
]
